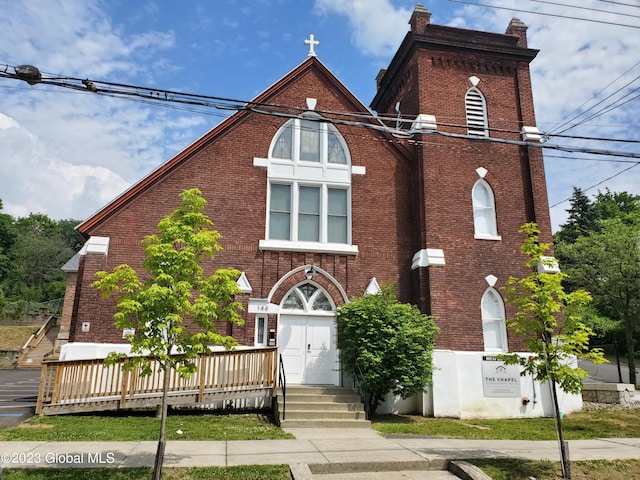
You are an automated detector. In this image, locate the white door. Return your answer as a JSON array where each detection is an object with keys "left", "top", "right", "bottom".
[{"left": 278, "top": 314, "right": 338, "bottom": 385}]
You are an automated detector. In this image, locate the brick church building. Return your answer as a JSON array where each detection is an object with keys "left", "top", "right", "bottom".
[{"left": 58, "top": 6, "right": 577, "bottom": 417}]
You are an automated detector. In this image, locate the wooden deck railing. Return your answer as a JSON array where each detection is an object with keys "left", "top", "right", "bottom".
[{"left": 36, "top": 347, "right": 278, "bottom": 415}]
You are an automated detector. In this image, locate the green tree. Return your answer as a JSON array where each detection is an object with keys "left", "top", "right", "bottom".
[
  {"left": 0, "top": 213, "right": 82, "bottom": 304},
  {"left": 556, "top": 218, "right": 640, "bottom": 385},
  {"left": 501, "top": 223, "right": 606, "bottom": 480},
  {"left": 92, "top": 188, "right": 244, "bottom": 480},
  {"left": 593, "top": 190, "right": 640, "bottom": 225},
  {"left": 2, "top": 229, "right": 72, "bottom": 301},
  {"left": 0, "top": 202, "right": 16, "bottom": 283},
  {"left": 554, "top": 187, "right": 597, "bottom": 245},
  {"left": 56, "top": 219, "right": 85, "bottom": 252},
  {"left": 336, "top": 287, "right": 439, "bottom": 416}
]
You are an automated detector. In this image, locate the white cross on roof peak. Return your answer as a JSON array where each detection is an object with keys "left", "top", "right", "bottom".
[{"left": 304, "top": 34, "right": 319, "bottom": 57}]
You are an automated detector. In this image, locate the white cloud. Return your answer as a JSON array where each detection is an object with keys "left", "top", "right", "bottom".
[
  {"left": 316, "top": 0, "right": 640, "bottom": 230},
  {"left": 0, "top": 113, "right": 129, "bottom": 220},
  {"left": 313, "top": 0, "right": 411, "bottom": 56},
  {"left": 433, "top": 1, "right": 640, "bottom": 231},
  {"left": 0, "top": 1, "right": 206, "bottom": 221}
]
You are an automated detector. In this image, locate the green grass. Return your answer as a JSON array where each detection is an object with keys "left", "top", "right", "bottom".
[
  {"left": 0, "top": 326, "right": 39, "bottom": 350},
  {"left": 372, "top": 407, "right": 640, "bottom": 440},
  {"left": 468, "top": 459, "right": 640, "bottom": 480},
  {"left": 0, "top": 412, "right": 294, "bottom": 441},
  {"left": 3, "top": 465, "right": 291, "bottom": 480}
]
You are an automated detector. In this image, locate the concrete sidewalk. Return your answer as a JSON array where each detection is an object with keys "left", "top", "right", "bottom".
[{"left": 0, "top": 428, "right": 638, "bottom": 477}]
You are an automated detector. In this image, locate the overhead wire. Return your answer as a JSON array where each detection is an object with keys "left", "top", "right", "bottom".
[
  {"left": 547, "top": 60, "right": 640, "bottom": 136},
  {"left": 526, "top": 0, "right": 640, "bottom": 19},
  {"left": 549, "top": 72, "right": 640, "bottom": 136},
  {"left": 595, "top": 0, "right": 640, "bottom": 8},
  {"left": 2, "top": 62, "right": 640, "bottom": 160},
  {"left": 3, "top": 62, "right": 640, "bottom": 210},
  {"left": 447, "top": 0, "right": 640, "bottom": 28},
  {"left": 549, "top": 162, "right": 640, "bottom": 207}
]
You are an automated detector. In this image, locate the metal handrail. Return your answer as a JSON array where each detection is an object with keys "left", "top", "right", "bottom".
[
  {"left": 278, "top": 353, "right": 286, "bottom": 420},
  {"left": 353, "top": 359, "right": 371, "bottom": 420}
]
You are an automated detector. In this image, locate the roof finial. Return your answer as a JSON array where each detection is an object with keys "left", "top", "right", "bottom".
[{"left": 304, "top": 34, "right": 319, "bottom": 57}]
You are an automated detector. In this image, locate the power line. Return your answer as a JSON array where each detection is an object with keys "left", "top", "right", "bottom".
[
  {"left": 548, "top": 61, "right": 640, "bottom": 136},
  {"left": 527, "top": 0, "right": 640, "bottom": 19},
  {"left": 2, "top": 63, "right": 640, "bottom": 160},
  {"left": 448, "top": 0, "right": 640, "bottom": 28},
  {"left": 549, "top": 162, "right": 640, "bottom": 208},
  {"left": 6, "top": 63, "right": 640, "bottom": 149},
  {"left": 545, "top": 153, "right": 640, "bottom": 164},
  {"left": 595, "top": 0, "right": 640, "bottom": 8},
  {"left": 551, "top": 73, "right": 640, "bottom": 136}
]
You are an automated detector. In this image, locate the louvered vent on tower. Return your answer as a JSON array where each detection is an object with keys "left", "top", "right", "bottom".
[{"left": 465, "top": 88, "right": 488, "bottom": 137}]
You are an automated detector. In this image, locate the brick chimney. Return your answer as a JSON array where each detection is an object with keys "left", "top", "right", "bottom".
[
  {"left": 409, "top": 3, "right": 431, "bottom": 34},
  {"left": 505, "top": 17, "right": 528, "bottom": 48}
]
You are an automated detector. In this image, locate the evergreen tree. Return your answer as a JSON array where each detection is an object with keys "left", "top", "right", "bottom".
[{"left": 554, "top": 187, "right": 597, "bottom": 245}]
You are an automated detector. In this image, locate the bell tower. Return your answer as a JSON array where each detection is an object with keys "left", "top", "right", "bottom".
[{"left": 371, "top": 5, "right": 552, "bottom": 351}]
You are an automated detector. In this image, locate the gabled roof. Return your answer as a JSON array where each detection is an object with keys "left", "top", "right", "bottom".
[{"left": 77, "top": 57, "right": 387, "bottom": 236}]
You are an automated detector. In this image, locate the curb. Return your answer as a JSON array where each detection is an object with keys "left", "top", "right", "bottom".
[{"left": 449, "top": 460, "right": 492, "bottom": 480}]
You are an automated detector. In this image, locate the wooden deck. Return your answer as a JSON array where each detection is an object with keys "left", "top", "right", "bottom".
[{"left": 36, "top": 347, "right": 278, "bottom": 415}]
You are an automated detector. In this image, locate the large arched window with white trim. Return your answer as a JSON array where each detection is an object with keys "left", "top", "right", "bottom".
[
  {"left": 260, "top": 113, "right": 358, "bottom": 255},
  {"left": 472, "top": 179, "right": 499, "bottom": 239},
  {"left": 481, "top": 288, "right": 507, "bottom": 352}
]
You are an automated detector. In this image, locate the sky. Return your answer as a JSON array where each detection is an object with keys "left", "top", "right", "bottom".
[{"left": 0, "top": 0, "right": 639, "bottom": 232}]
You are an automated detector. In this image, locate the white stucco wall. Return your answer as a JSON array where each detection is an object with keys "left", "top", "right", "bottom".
[
  {"left": 425, "top": 350, "right": 582, "bottom": 419},
  {"left": 370, "top": 350, "right": 583, "bottom": 418}
]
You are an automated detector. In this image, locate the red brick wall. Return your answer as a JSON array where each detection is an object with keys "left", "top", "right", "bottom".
[
  {"left": 371, "top": 26, "right": 549, "bottom": 352},
  {"left": 70, "top": 22, "right": 552, "bottom": 356},
  {"left": 72, "top": 64, "right": 418, "bottom": 345}
]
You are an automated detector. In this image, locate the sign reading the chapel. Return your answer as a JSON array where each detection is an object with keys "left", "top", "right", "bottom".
[{"left": 481, "top": 356, "right": 521, "bottom": 398}]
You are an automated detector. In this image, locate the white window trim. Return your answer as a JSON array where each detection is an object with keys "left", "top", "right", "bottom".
[
  {"left": 257, "top": 116, "right": 361, "bottom": 254},
  {"left": 472, "top": 179, "right": 500, "bottom": 240},
  {"left": 255, "top": 314, "right": 268, "bottom": 347},
  {"left": 266, "top": 181, "right": 353, "bottom": 243},
  {"left": 259, "top": 239, "right": 358, "bottom": 255},
  {"left": 481, "top": 288, "right": 508, "bottom": 353},
  {"left": 281, "top": 281, "right": 337, "bottom": 314},
  {"left": 474, "top": 233, "right": 502, "bottom": 241},
  {"left": 466, "top": 87, "right": 489, "bottom": 137}
]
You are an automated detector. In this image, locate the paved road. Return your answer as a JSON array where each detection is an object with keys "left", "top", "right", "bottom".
[
  {"left": 0, "top": 368, "right": 41, "bottom": 428},
  {"left": 579, "top": 359, "right": 638, "bottom": 384}
]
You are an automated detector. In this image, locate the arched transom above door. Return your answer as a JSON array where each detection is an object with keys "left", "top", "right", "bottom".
[{"left": 281, "top": 282, "right": 335, "bottom": 313}]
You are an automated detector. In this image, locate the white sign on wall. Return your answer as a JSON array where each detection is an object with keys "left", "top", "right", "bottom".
[{"left": 481, "top": 355, "right": 521, "bottom": 398}]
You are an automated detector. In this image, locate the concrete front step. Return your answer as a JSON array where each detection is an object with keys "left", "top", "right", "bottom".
[
  {"left": 286, "top": 386, "right": 356, "bottom": 395},
  {"left": 279, "top": 401, "right": 364, "bottom": 411},
  {"left": 308, "top": 459, "right": 449, "bottom": 475},
  {"left": 281, "top": 393, "right": 362, "bottom": 404},
  {"left": 277, "top": 386, "right": 370, "bottom": 429},
  {"left": 279, "top": 418, "right": 372, "bottom": 428},
  {"left": 279, "top": 410, "right": 367, "bottom": 420}
]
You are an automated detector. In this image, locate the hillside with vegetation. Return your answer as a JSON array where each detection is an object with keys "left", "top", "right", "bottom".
[{"left": 0, "top": 198, "right": 83, "bottom": 320}]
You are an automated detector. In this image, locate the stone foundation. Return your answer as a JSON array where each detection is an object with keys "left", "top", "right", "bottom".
[
  {"left": 0, "top": 350, "right": 18, "bottom": 368},
  {"left": 582, "top": 383, "right": 636, "bottom": 404}
]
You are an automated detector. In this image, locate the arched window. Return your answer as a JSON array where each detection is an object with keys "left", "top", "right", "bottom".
[
  {"left": 481, "top": 288, "right": 507, "bottom": 352},
  {"left": 472, "top": 179, "right": 499, "bottom": 239},
  {"left": 260, "top": 113, "right": 357, "bottom": 255},
  {"left": 282, "top": 282, "right": 335, "bottom": 312},
  {"left": 465, "top": 87, "right": 488, "bottom": 137}
]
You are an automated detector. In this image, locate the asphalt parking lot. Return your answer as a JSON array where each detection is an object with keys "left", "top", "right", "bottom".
[{"left": 0, "top": 368, "right": 41, "bottom": 428}]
